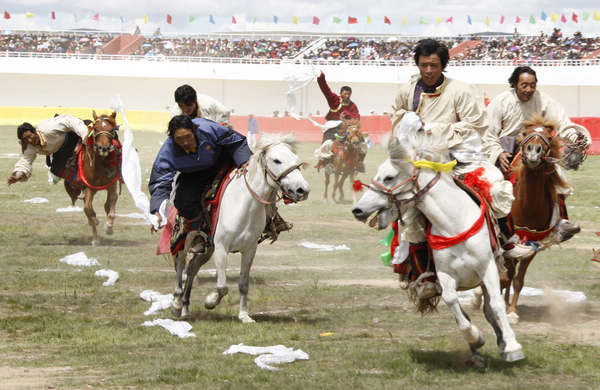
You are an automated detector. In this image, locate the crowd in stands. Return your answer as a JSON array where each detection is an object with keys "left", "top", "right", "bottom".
[{"left": 1, "top": 28, "right": 599, "bottom": 63}]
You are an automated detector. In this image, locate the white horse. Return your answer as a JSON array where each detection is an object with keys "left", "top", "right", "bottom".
[
  {"left": 172, "top": 133, "right": 310, "bottom": 323},
  {"left": 351, "top": 115, "right": 524, "bottom": 364}
]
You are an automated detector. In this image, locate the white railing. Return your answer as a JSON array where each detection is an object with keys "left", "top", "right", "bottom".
[{"left": 2, "top": 51, "right": 600, "bottom": 67}]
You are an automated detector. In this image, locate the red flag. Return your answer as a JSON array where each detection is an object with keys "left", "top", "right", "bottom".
[
  {"left": 561, "top": 13, "right": 567, "bottom": 23},
  {"left": 232, "top": 16, "right": 237, "bottom": 24},
  {"left": 3, "top": 11, "right": 10, "bottom": 19},
  {"left": 313, "top": 16, "right": 320, "bottom": 25},
  {"left": 348, "top": 16, "right": 358, "bottom": 24},
  {"left": 500, "top": 15, "right": 504, "bottom": 24},
  {"left": 572, "top": 13, "right": 578, "bottom": 23},
  {"left": 384, "top": 16, "right": 391, "bottom": 24},
  {"left": 93, "top": 13, "right": 99, "bottom": 21},
  {"left": 446, "top": 16, "right": 453, "bottom": 23},
  {"left": 515, "top": 16, "right": 521, "bottom": 23},
  {"left": 167, "top": 14, "right": 172, "bottom": 24},
  {"left": 51, "top": 11, "right": 55, "bottom": 20},
  {"left": 483, "top": 92, "right": 490, "bottom": 107}
]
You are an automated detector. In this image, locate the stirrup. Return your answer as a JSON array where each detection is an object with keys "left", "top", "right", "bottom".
[
  {"left": 184, "top": 230, "right": 209, "bottom": 255},
  {"left": 556, "top": 219, "right": 581, "bottom": 242}
]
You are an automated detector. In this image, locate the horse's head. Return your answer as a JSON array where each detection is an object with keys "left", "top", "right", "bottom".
[
  {"left": 518, "top": 116, "right": 560, "bottom": 169},
  {"left": 344, "top": 120, "right": 364, "bottom": 148},
  {"left": 252, "top": 133, "right": 310, "bottom": 202},
  {"left": 90, "top": 110, "right": 118, "bottom": 157}
]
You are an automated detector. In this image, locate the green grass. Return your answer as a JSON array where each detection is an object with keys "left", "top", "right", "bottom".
[{"left": 0, "top": 126, "right": 599, "bottom": 389}]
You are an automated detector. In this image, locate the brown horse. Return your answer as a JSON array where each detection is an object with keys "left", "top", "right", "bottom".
[
  {"left": 501, "top": 115, "right": 568, "bottom": 323},
  {"left": 322, "top": 119, "right": 366, "bottom": 203},
  {"left": 78, "top": 111, "right": 122, "bottom": 245}
]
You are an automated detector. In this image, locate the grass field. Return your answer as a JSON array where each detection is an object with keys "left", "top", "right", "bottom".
[{"left": 0, "top": 126, "right": 599, "bottom": 389}]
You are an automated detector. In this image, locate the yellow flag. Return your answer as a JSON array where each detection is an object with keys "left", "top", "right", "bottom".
[
  {"left": 551, "top": 13, "right": 558, "bottom": 21},
  {"left": 144, "top": 14, "right": 148, "bottom": 24},
  {"left": 26, "top": 12, "right": 34, "bottom": 18},
  {"left": 594, "top": 11, "right": 600, "bottom": 21},
  {"left": 366, "top": 16, "right": 372, "bottom": 24},
  {"left": 292, "top": 16, "right": 298, "bottom": 24},
  {"left": 401, "top": 18, "right": 407, "bottom": 25},
  {"left": 436, "top": 16, "right": 442, "bottom": 24},
  {"left": 485, "top": 16, "right": 489, "bottom": 25}
]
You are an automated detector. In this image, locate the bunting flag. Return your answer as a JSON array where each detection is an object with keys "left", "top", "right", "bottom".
[
  {"left": 551, "top": 13, "right": 558, "bottom": 22},
  {"left": 313, "top": 16, "right": 319, "bottom": 25},
  {"left": 3, "top": 11, "right": 10, "bottom": 19},
  {"left": 484, "top": 16, "right": 489, "bottom": 26},
  {"left": 401, "top": 18, "right": 407, "bottom": 25},
  {"left": 333, "top": 16, "right": 341, "bottom": 24},
  {"left": 348, "top": 16, "right": 358, "bottom": 24},
  {"left": 273, "top": 16, "right": 278, "bottom": 23},
  {"left": 209, "top": 15, "right": 215, "bottom": 24},
  {"left": 419, "top": 16, "right": 427, "bottom": 24},
  {"left": 572, "top": 13, "right": 578, "bottom": 23},
  {"left": 232, "top": 16, "right": 237, "bottom": 24},
  {"left": 120, "top": 16, "right": 125, "bottom": 23},
  {"left": 93, "top": 13, "right": 99, "bottom": 21},
  {"left": 529, "top": 15, "right": 535, "bottom": 24},
  {"left": 189, "top": 15, "right": 195, "bottom": 23},
  {"left": 51, "top": 11, "right": 56, "bottom": 20},
  {"left": 467, "top": 15, "right": 472, "bottom": 25},
  {"left": 26, "top": 12, "right": 35, "bottom": 18},
  {"left": 515, "top": 16, "right": 521, "bottom": 23},
  {"left": 500, "top": 15, "right": 505, "bottom": 24},
  {"left": 144, "top": 14, "right": 148, "bottom": 24},
  {"left": 541, "top": 11, "right": 547, "bottom": 21},
  {"left": 446, "top": 16, "right": 453, "bottom": 23},
  {"left": 166, "top": 14, "right": 172, "bottom": 24},
  {"left": 384, "top": 16, "right": 391, "bottom": 24},
  {"left": 595, "top": 11, "right": 600, "bottom": 21},
  {"left": 583, "top": 11, "right": 590, "bottom": 21},
  {"left": 366, "top": 16, "right": 372, "bottom": 24},
  {"left": 561, "top": 13, "right": 567, "bottom": 23},
  {"left": 436, "top": 16, "right": 442, "bottom": 24},
  {"left": 292, "top": 16, "right": 298, "bottom": 24}
]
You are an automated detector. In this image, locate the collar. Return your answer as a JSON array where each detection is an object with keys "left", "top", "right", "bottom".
[
  {"left": 417, "top": 74, "right": 445, "bottom": 94},
  {"left": 36, "top": 130, "right": 47, "bottom": 148}
]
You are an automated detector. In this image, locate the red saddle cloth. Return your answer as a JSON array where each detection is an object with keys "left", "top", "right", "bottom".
[
  {"left": 77, "top": 139, "right": 122, "bottom": 190},
  {"left": 156, "top": 165, "right": 236, "bottom": 256}
]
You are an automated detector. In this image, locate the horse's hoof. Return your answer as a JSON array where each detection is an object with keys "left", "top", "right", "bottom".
[
  {"left": 470, "top": 334, "right": 486, "bottom": 350},
  {"left": 239, "top": 314, "right": 256, "bottom": 323},
  {"left": 507, "top": 311, "right": 519, "bottom": 325},
  {"left": 204, "top": 292, "right": 220, "bottom": 310},
  {"left": 170, "top": 306, "right": 182, "bottom": 318},
  {"left": 105, "top": 225, "right": 113, "bottom": 235},
  {"left": 501, "top": 349, "right": 525, "bottom": 362},
  {"left": 466, "top": 353, "right": 485, "bottom": 369},
  {"left": 181, "top": 306, "right": 191, "bottom": 319}
]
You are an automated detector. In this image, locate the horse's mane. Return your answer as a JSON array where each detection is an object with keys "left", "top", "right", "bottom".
[{"left": 248, "top": 133, "right": 297, "bottom": 177}]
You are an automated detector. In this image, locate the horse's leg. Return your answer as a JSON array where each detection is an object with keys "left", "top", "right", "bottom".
[
  {"left": 338, "top": 172, "right": 347, "bottom": 202},
  {"left": 204, "top": 244, "right": 229, "bottom": 310},
  {"left": 103, "top": 183, "right": 118, "bottom": 235},
  {"left": 479, "top": 259, "right": 524, "bottom": 362},
  {"left": 436, "top": 272, "right": 485, "bottom": 365},
  {"left": 171, "top": 252, "right": 186, "bottom": 317},
  {"left": 470, "top": 286, "right": 483, "bottom": 310},
  {"left": 180, "top": 251, "right": 212, "bottom": 318},
  {"left": 332, "top": 173, "right": 340, "bottom": 202},
  {"left": 506, "top": 255, "right": 534, "bottom": 324},
  {"left": 503, "top": 258, "right": 516, "bottom": 317},
  {"left": 83, "top": 188, "right": 99, "bottom": 245},
  {"left": 238, "top": 246, "right": 258, "bottom": 323},
  {"left": 324, "top": 172, "right": 330, "bottom": 200}
]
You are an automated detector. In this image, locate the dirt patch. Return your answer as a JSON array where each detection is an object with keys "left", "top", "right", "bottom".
[{"left": 0, "top": 366, "right": 72, "bottom": 390}]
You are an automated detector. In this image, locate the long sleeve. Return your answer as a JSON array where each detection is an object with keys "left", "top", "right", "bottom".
[
  {"left": 148, "top": 144, "right": 176, "bottom": 214},
  {"left": 57, "top": 114, "right": 90, "bottom": 140},
  {"left": 12, "top": 144, "right": 38, "bottom": 180},
  {"left": 482, "top": 97, "right": 507, "bottom": 165},
  {"left": 211, "top": 123, "right": 252, "bottom": 167},
  {"left": 317, "top": 73, "right": 341, "bottom": 110}
]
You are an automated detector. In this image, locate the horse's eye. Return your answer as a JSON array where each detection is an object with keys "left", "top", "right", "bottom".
[{"left": 273, "top": 159, "right": 281, "bottom": 164}]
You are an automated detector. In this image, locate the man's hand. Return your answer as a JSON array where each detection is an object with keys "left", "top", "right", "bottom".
[
  {"left": 7, "top": 171, "right": 24, "bottom": 186},
  {"left": 497, "top": 152, "right": 513, "bottom": 173},
  {"left": 150, "top": 212, "right": 163, "bottom": 234}
]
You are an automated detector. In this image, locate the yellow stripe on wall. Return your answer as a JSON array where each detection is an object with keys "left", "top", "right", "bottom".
[{"left": 0, "top": 106, "right": 171, "bottom": 132}]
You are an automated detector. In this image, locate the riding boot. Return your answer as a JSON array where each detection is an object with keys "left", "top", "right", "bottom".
[
  {"left": 497, "top": 217, "right": 535, "bottom": 260},
  {"left": 553, "top": 195, "right": 581, "bottom": 242},
  {"left": 259, "top": 206, "right": 293, "bottom": 244},
  {"left": 404, "top": 242, "right": 439, "bottom": 299}
]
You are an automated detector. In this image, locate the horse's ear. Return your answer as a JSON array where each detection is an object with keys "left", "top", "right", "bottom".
[
  {"left": 92, "top": 110, "right": 98, "bottom": 121},
  {"left": 110, "top": 111, "right": 117, "bottom": 120}
]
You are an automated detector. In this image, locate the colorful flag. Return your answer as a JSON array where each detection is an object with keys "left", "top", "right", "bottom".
[
  {"left": 366, "top": 16, "right": 372, "bottom": 24},
  {"left": 51, "top": 11, "right": 55, "bottom": 20},
  {"left": 120, "top": 16, "right": 125, "bottom": 23},
  {"left": 483, "top": 92, "right": 490, "bottom": 107},
  {"left": 292, "top": 16, "right": 298, "bottom": 24},
  {"left": 484, "top": 16, "right": 489, "bottom": 26},
  {"left": 189, "top": 15, "right": 195, "bottom": 23},
  {"left": 561, "top": 13, "right": 567, "bottom": 23},
  {"left": 551, "top": 13, "right": 558, "bottom": 22},
  {"left": 209, "top": 15, "right": 215, "bottom": 24},
  {"left": 500, "top": 15, "right": 505, "bottom": 24},
  {"left": 384, "top": 16, "right": 391, "bottom": 24},
  {"left": 515, "top": 16, "right": 521, "bottom": 23},
  {"left": 529, "top": 16, "right": 535, "bottom": 24},
  {"left": 273, "top": 16, "right": 278, "bottom": 24},
  {"left": 419, "top": 16, "right": 427, "bottom": 24},
  {"left": 583, "top": 11, "right": 590, "bottom": 21},
  {"left": 595, "top": 11, "right": 600, "bottom": 21},
  {"left": 467, "top": 15, "right": 472, "bottom": 25},
  {"left": 333, "top": 16, "right": 341, "bottom": 24},
  {"left": 401, "top": 18, "right": 407, "bottom": 25},
  {"left": 436, "top": 16, "right": 442, "bottom": 24},
  {"left": 572, "top": 13, "right": 578, "bottom": 23},
  {"left": 166, "top": 14, "right": 172, "bottom": 24},
  {"left": 541, "top": 11, "right": 547, "bottom": 21},
  {"left": 348, "top": 16, "right": 358, "bottom": 24},
  {"left": 3, "top": 11, "right": 10, "bottom": 19},
  {"left": 446, "top": 16, "right": 453, "bottom": 23},
  {"left": 26, "top": 12, "right": 34, "bottom": 18},
  {"left": 313, "top": 16, "right": 319, "bottom": 25},
  {"left": 144, "top": 14, "right": 148, "bottom": 24},
  {"left": 232, "top": 16, "right": 237, "bottom": 24},
  {"left": 93, "top": 13, "right": 99, "bottom": 21}
]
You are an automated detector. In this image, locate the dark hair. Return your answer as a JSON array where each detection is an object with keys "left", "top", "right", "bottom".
[
  {"left": 413, "top": 39, "right": 449, "bottom": 70},
  {"left": 508, "top": 66, "right": 537, "bottom": 88},
  {"left": 340, "top": 86, "right": 352, "bottom": 94},
  {"left": 168, "top": 115, "right": 195, "bottom": 137},
  {"left": 17, "top": 122, "right": 36, "bottom": 140},
  {"left": 174, "top": 84, "right": 197, "bottom": 105}
]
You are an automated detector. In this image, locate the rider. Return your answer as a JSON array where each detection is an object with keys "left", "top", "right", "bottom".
[
  {"left": 317, "top": 71, "right": 366, "bottom": 172},
  {"left": 7, "top": 115, "right": 89, "bottom": 197},
  {"left": 149, "top": 115, "right": 251, "bottom": 255},
  {"left": 483, "top": 66, "right": 592, "bottom": 242},
  {"left": 170, "top": 84, "right": 292, "bottom": 241},
  {"left": 390, "top": 39, "right": 534, "bottom": 290}
]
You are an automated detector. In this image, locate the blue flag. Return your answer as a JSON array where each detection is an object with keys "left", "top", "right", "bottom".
[
  {"left": 209, "top": 15, "right": 215, "bottom": 24},
  {"left": 541, "top": 11, "right": 547, "bottom": 21},
  {"left": 273, "top": 15, "right": 278, "bottom": 23},
  {"left": 120, "top": 16, "right": 125, "bottom": 23},
  {"left": 467, "top": 15, "right": 472, "bottom": 24}
]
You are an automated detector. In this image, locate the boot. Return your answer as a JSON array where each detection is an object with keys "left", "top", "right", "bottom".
[
  {"left": 555, "top": 219, "right": 581, "bottom": 242},
  {"left": 498, "top": 216, "right": 535, "bottom": 260},
  {"left": 259, "top": 208, "right": 293, "bottom": 244}
]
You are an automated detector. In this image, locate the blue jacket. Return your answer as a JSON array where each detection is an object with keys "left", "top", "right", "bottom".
[{"left": 149, "top": 118, "right": 251, "bottom": 213}]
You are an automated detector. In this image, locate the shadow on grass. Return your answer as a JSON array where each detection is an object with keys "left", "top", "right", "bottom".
[
  {"left": 37, "top": 236, "right": 145, "bottom": 247},
  {"left": 185, "top": 309, "right": 323, "bottom": 325},
  {"left": 194, "top": 274, "right": 267, "bottom": 286},
  {"left": 408, "top": 348, "right": 527, "bottom": 372}
]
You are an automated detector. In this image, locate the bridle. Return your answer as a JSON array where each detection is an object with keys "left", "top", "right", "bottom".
[
  {"left": 88, "top": 118, "right": 117, "bottom": 156},
  {"left": 519, "top": 130, "right": 560, "bottom": 165}
]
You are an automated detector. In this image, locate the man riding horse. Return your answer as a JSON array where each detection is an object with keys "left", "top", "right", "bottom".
[
  {"left": 483, "top": 66, "right": 592, "bottom": 243},
  {"left": 7, "top": 114, "right": 89, "bottom": 199},
  {"left": 389, "top": 39, "right": 534, "bottom": 292}
]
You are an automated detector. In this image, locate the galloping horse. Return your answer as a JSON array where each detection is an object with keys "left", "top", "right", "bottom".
[
  {"left": 351, "top": 113, "right": 524, "bottom": 364},
  {"left": 318, "top": 119, "right": 366, "bottom": 203},
  {"left": 171, "top": 134, "right": 310, "bottom": 322},
  {"left": 78, "top": 111, "right": 121, "bottom": 245}
]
